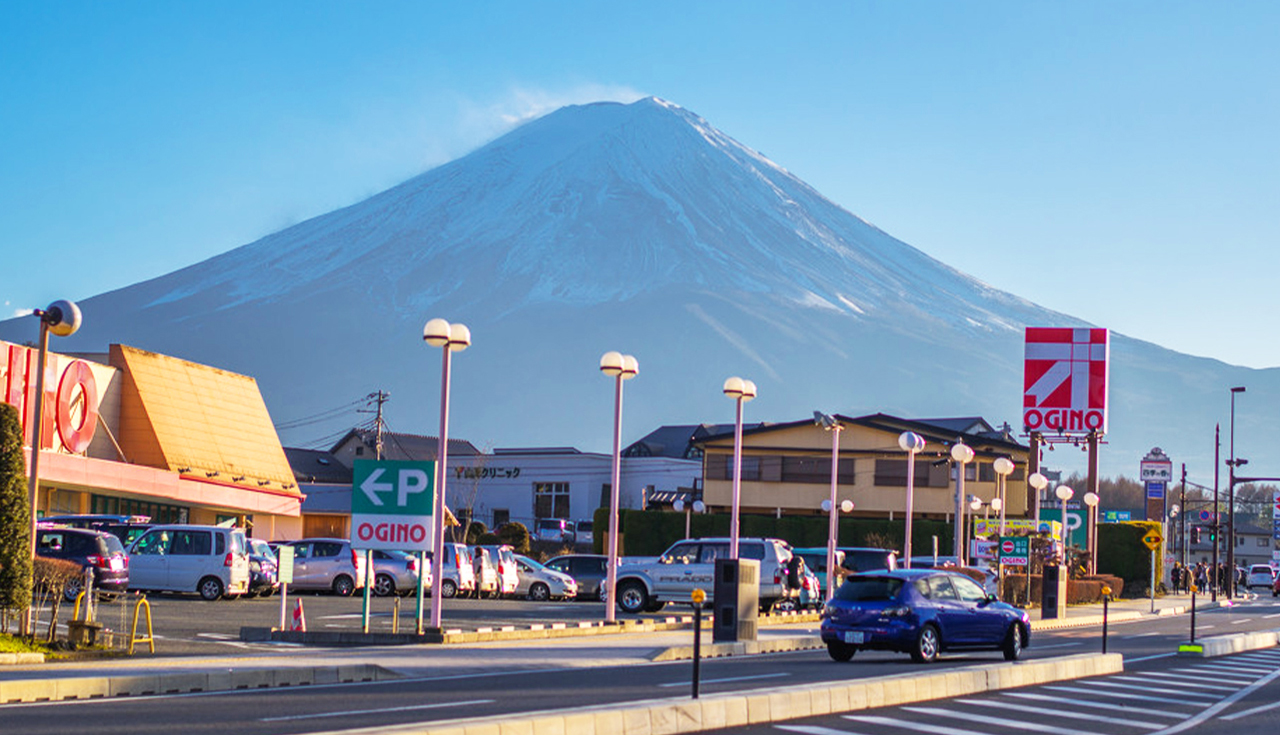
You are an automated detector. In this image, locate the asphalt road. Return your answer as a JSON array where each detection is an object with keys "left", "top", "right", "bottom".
[{"left": 7, "top": 599, "right": 1280, "bottom": 735}]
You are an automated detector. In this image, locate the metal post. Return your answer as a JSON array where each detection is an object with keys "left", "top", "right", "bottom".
[
  {"left": 1179, "top": 464, "right": 1187, "bottom": 570},
  {"left": 605, "top": 373, "right": 623, "bottom": 624},
  {"left": 825, "top": 423, "right": 840, "bottom": 603},
  {"left": 362, "top": 547, "right": 372, "bottom": 633},
  {"left": 1212, "top": 424, "right": 1220, "bottom": 603},
  {"left": 953, "top": 462, "right": 965, "bottom": 562},
  {"left": 429, "top": 346, "right": 453, "bottom": 629},
  {"left": 904, "top": 446, "right": 917, "bottom": 568},
  {"left": 1102, "top": 595, "right": 1109, "bottom": 653},
  {"left": 1087, "top": 430, "right": 1100, "bottom": 574},
  {"left": 1150, "top": 547, "right": 1156, "bottom": 613},
  {"left": 279, "top": 582, "right": 288, "bottom": 630},
  {"left": 25, "top": 322, "right": 50, "bottom": 635},
  {"left": 691, "top": 604, "right": 702, "bottom": 699},
  {"left": 1029, "top": 432, "right": 1043, "bottom": 524},
  {"left": 415, "top": 550, "right": 426, "bottom": 634},
  {"left": 1190, "top": 584, "right": 1197, "bottom": 644}
]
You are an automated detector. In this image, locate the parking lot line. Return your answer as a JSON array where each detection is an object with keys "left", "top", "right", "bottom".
[
  {"left": 1002, "top": 691, "right": 1187, "bottom": 718},
  {"left": 902, "top": 705, "right": 1112, "bottom": 735},
  {"left": 952, "top": 697, "right": 1162, "bottom": 729}
]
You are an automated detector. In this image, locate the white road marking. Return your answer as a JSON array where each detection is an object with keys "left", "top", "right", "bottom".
[
  {"left": 1186, "top": 663, "right": 1273, "bottom": 675},
  {"left": 1030, "top": 642, "right": 1082, "bottom": 649},
  {"left": 1040, "top": 685, "right": 1201, "bottom": 706},
  {"left": 1148, "top": 666, "right": 1280, "bottom": 734},
  {"left": 1230, "top": 618, "right": 1252, "bottom": 624},
  {"left": 844, "top": 714, "right": 992, "bottom": 735},
  {"left": 1002, "top": 692, "right": 1187, "bottom": 718},
  {"left": 1138, "top": 673, "right": 1240, "bottom": 691},
  {"left": 778, "top": 726, "right": 868, "bottom": 735},
  {"left": 954, "top": 698, "right": 1162, "bottom": 729},
  {"left": 259, "top": 698, "right": 494, "bottom": 722},
  {"left": 1263, "top": 612, "right": 1280, "bottom": 618},
  {"left": 1125, "top": 652, "right": 1178, "bottom": 663},
  {"left": 1122, "top": 632, "right": 1162, "bottom": 639},
  {"left": 1077, "top": 680, "right": 1217, "bottom": 699},
  {"left": 658, "top": 672, "right": 788, "bottom": 687},
  {"left": 195, "top": 632, "right": 235, "bottom": 640},
  {"left": 1111, "top": 675, "right": 1236, "bottom": 692},
  {"left": 903, "top": 707, "right": 1098, "bottom": 735},
  {"left": 1221, "top": 697, "right": 1280, "bottom": 721}
]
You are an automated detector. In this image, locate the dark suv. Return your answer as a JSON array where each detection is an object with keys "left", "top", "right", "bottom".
[{"left": 35, "top": 526, "right": 130, "bottom": 601}]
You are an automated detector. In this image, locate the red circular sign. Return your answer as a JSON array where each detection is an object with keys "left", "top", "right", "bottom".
[{"left": 1001, "top": 540, "right": 1015, "bottom": 554}]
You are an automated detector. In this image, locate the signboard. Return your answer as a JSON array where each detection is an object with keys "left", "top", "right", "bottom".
[
  {"left": 1140, "top": 460, "right": 1174, "bottom": 483},
  {"left": 974, "top": 518, "right": 1063, "bottom": 541},
  {"left": 1, "top": 340, "right": 101, "bottom": 453},
  {"left": 276, "top": 544, "right": 295, "bottom": 584},
  {"left": 1142, "top": 532, "right": 1163, "bottom": 551},
  {"left": 350, "top": 459, "right": 436, "bottom": 551},
  {"left": 1103, "top": 510, "right": 1131, "bottom": 522},
  {"left": 1022, "top": 327, "right": 1109, "bottom": 435},
  {"left": 999, "top": 536, "right": 1030, "bottom": 566},
  {"left": 1145, "top": 482, "right": 1166, "bottom": 500},
  {"left": 971, "top": 539, "right": 997, "bottom": 561}
]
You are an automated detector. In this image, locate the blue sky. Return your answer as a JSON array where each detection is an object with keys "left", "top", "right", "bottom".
[{"left": 3, "top": 2, "right": 1278, "bottom": 367}]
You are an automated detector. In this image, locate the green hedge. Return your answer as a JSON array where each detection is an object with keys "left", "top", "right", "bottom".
[
  {"left": 593, "top": 508, "right": 955, "bottom": 557},
  {"left": 1097, "top": 521, "right": 1164, "bottom": 596}
]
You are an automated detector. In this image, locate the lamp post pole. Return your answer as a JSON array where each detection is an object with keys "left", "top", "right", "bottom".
[
  {"left": 1056, "top": 485, "right": 1075, "bottom": 564},
  {"left": 814, "top": 413, "right": 844, "bottom": 602},
  {"left": 1227, "top": 386, "right": 1245, "bottom": 599},
  {"left": 723, "top": 378, "right": 756, "bottom": 560},
  {"left": 423, "top": 318, "right": 470, "bottom": 630},
  {"left": 600, "top": 352, "right": 638, "bottom": 624},
  {"left": 23, "top": 300, "right": 81, "bottom": 636},
  {"left": 899, "top": 432, "right": 925, "bottom": 568},
  {"left": 1213, "top": 424, "right": 1220, "bottom": 602},
  {"left": 951, "top": 442, "right": 974, "bottom": 564}
]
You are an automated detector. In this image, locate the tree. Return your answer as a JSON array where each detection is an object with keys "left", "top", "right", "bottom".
[{"left": 0, "top": 403, "right": 32, "bottom": 630}]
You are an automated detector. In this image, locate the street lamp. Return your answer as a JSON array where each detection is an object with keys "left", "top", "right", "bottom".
[
  {"left": 950, "top": 442, "right": 974, "bottom": 563},
  {"left": 1028, "top": 472, "right": 1049, "bottom": 526},
  {"left": 815, "top": 412, "right": 844, "bottom": 603},
  {"left": 600, "top": 351, "right": 638, "bottom": 624},
  {"left": 423, "top": 317, "right": 470, "bottom": 631},
  {"left": 819, "top": 497, "right": 854, "bottom": 600},
  {"left": 992, "top": 457, "right": 1015, "bottom": 539},
  {"left": 24, "top": 300, "right": 81, "bottom": 635},
  {"left": 1055, "top": 485, "right": 1074, "bottom": 561},
  {"left": 673, "top": 498, "right": 706, "bottom": 539},
  {"left": 899, "top": 432, "right": 926, "bottom": 568},
  {"left": 1228, "top": 386, "right": 1245, "bottom": 599},
  {"left": 1083, "top": 491, "right": 1099, "bottom": 573},
  {"left": 723, "top": 377, "right": 756, "bottom": 559}
]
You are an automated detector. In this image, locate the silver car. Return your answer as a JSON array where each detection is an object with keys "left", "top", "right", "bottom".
[
  {"left": 279, "top": 538, "right": 367, "bottom": 596},
  {"left": 425, "top": 543, "right": 476, "bottom": 598},
  {"left": 514, "top": 555, "right": 578, "bottom": 601},
  {"left": 371, "top": 549, "right": 430, "bottom": 597}
]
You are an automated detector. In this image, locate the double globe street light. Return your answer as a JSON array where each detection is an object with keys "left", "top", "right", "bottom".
[
  {"left": 723, "top": 377, "right": 757, "bottom": 559},
  {"left": 599, "top": 351, "right": 638, "bottom": 624},
  {"left": 423, "top": 318, "right": 470, "bottom": 631},
  {"left": 899, "top": 432, "right": 926, "bottom": 568},
  {"left": 950, "top": 442, "right": 975, "bottom": 563}
]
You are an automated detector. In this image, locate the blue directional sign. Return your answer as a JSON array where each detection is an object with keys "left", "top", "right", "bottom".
[{"left": 1145, "top": 481, "right": 1165, "bottom": 499}]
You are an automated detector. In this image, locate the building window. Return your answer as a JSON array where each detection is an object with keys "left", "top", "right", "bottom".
[
  {"left": 1258, "top": 537, "right": 1269, "bottom": 547},
  {"left": 874, "top": 459, "right": 950, "bottom": 487},
  {"left": 493, "top": 509, "right": 510, "bottom": 527},
  {"left": 355, "top": 446, "right": 364, "bottom": 456},
  {"left": 91, "top": 495, "right": 187, "bottom": 524},
  {"left": 534, "top": 482, "right": 571, "bottom": 519},
  {"left": 780, "top": 456, "right": 856, "bottom": 484}
]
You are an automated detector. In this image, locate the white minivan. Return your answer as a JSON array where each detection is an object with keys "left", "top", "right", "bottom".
[{"left": 127, "top": 524, "right": 250, "bottom": 600}]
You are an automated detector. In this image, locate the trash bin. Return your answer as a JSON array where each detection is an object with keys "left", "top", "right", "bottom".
[{"left": 713, "top": 558, "right": 759, "bottom": 642}]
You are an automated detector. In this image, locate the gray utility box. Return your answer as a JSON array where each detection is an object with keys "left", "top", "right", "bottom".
[
  {"left": 713, "top": 558, "right": 759, "bottom": 643},
  {"left": 1041, "top": 563, "right": 1068, "bottom": 619}
]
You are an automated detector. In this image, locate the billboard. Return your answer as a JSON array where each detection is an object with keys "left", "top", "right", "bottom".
[{"left": 1023, "top": 327, "right": 1109, "bottom": 435}]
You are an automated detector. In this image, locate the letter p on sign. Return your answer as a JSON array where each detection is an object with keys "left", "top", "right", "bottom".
[{"left": 399, "top": 469, "right": 429, "bottom": 506}]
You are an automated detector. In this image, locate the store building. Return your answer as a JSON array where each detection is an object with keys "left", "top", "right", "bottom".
[
  {"left": 3, "top": 339, "right": 303, "bottom": 539},
  {"left": 696, "top": 413, "right": 1031, "bottom": 521}
]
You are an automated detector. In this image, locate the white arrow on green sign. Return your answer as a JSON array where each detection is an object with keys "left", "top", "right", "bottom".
[{"left": 351, "top": 459, "right": 436, "bottom": 551}]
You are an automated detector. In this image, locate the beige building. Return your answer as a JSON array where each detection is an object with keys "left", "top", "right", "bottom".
[
  {"left": 698, "top": 414, "right": 1030, "bottom": 521},
  {"left": 3, "top": 339, "right": 303, "bottom": 539}
]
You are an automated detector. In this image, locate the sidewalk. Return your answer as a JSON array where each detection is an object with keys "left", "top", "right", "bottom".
[{"left": 0, "top": 590, "right": 1231, "bottom": 704}]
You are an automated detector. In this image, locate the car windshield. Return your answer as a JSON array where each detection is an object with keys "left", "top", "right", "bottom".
[
  {"left": 517, "top": 556, "right": 546, "bottom": 571},
  {"left": 834, "top": 576, "right": 904, "bottom": 602},
  {"left": 103, "top": 535, "right": 126, "bottom": 555},
  {"left": 248, "top": 539, "right": 275, "bottom": 558}
]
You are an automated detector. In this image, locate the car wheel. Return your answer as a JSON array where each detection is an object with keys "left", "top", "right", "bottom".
[
  {"left": 617, "top": 581, "right": 648, "bottom": 614},
  {"left": 911, "top": 624, "right": 940, "bottom": 663},
  {"left": 332, "top": 575, "right": 356, "bottom": 597},
  {"left": 63, "top": 576, "right": 85, "bottom": 603},
  {"left": 244, "top": 590, "right": 259, "bottom": 599},
  {"left": 1003, "top": 623, "right": 1023, "bottom": 661},
  {"left": 199, "top": 576, "right": 225, "bottom": 601},
  {"left": 374, "top": 574, "right": 396, "bottom": 597},
  {"left": 441, "top": 579, "right": 458, "bottom": 598},
  {"left": 827, "top": 641, "right": 857, "bottom": 662},
  {"left": 643, "top": 599, "right": 667, "bottom": 613},
  {"left": 260, "top": 587, "right": 274, "bottom": 598},
  {"left": 529, "top": 582, "right": 551, "bottom": 601}
]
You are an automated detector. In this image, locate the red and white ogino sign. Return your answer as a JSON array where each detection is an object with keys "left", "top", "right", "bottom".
[
  {"left": 1023, "top": 327, "right": 1109, "bottom": 435},
  {"left": 1, "top": 341, "right": 99, "bottom": 453}
]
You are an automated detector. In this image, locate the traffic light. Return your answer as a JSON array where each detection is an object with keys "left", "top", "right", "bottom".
[
  {"left": 1191, "top": 527, "right": 1201, "bottom": 543},
  {"left": 1208, "top": 528, "right": 1216, "bottom": 544}
]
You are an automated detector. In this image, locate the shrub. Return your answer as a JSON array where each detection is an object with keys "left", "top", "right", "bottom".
[
  {"left": 496, "top": 522, "right": 531, "bottom": 554},
  {"left": 33, "top": 557, "right": 81, "bottom": 642},
  {"left": 0, "top": 404, "right": 31, "bottom": 630},
  {"left": 475, "top": 532, "right": 500, "bottom": 546}
]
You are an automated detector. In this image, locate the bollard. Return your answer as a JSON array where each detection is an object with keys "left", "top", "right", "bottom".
[
  {"left": 1101, "top": 585, "right": 1111, "bottom": 654},
  {"left": 690, "top": 588, "right": 705, "bottom": 699},
  {"left": 393, "top": 594, "right": 401, "bottom": 634},
  {"left": 1190, "top": 583, "right": 1197, "bottom": 644}
]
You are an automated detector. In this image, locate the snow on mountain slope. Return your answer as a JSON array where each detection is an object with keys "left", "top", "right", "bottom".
[{"left": 2, "top": 97, "right": 1273, "bottom": 478}]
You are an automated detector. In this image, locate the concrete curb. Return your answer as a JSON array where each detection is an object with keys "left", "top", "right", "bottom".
[
  {"left": 650, "top": 635, "right": 824, "bottom": 662},
  {"left": 242, "top": 610, "right": 822, "bottom": 646},
  {"left": 0, "top": 663, "right": 397, "bottom": 704},
  {"left": 307, "top": 653, "right": 1122, "bottom": 735},
  {"left": 0, "top": 653, "right": 45, "bottom": 666},
  {"left": 1177, "top": 629, "right": 1280, "bottom": 657},
  {"left": 1031, "top": 610, "right": 1143, "bottom": 631}
]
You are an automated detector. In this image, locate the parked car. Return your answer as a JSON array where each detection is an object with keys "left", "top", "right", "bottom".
[
  {"left": 575, "top": 519, "right": 594, "bottom": 547},
  {"left": 127, "top": 524, "right": 250, "bottom": 600},
  {"left": 513, "top": 554, "right": 578, "bottom": 601},
  {"left": 820, "top": 569, "right": 1030, "bottom": 663},
  {"left": 471, "top": 546, "right": 500, "bottom": 598},
  {"left": 371, "top": 549, "right": 426, "bottom": 596},
  {"left": 613, "top": 537, "right": 802, "bottom": 614},
  {"left": 1274, "top": 573, "right": 1280, "bottom": 598},
  {"left": 545, "top": 554, "right": 610, "bottom": 601},
  {"left": 35, "top": 526, "right": 130, "bottom": 601},
  {"left": 905, "top": 557, "right": 999, "bottom": 596},
  {"left": 534, "top": 518, "right": 577, "bottom": 544},
  {"left": 41, "top": 514, "right": 154, "bottom": 546},
  {"left": 276, "top": 538, "right": 366, "bottom": 596},
  {"left": 244, "top": 538, "right": 278, "bottom": 598},
  {"left": 793, "top": 547, "right": 847, "bottom": 597},
  {"left": 838, "top": 546, "right": 900, "bottom": 573},
  {"left": 1246, "top": 564, "right": 1276, "bottom": 592},
  {"left": 425, "top": 542, "right": 476, "bottom": 598},
  {"left": 477, "top": 544, "right": 519, "bottom": 597}
]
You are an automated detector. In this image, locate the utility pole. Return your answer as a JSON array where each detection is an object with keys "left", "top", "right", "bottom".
[
  {"left": 1212, "top": 425, "right": 1220, "bottom": 602},
  {"left": 372, "top": 390, "right": 389, "bottom": 460},
  {"left": 1179, "top": 463, "right": 1187, "bottom": 569}
]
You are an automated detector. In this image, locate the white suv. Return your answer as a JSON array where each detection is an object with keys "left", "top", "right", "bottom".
[
  {"left": 128, "top": 524, "right": 250, "bottom": 600},
  {"left": 1246, "top": 564, "right": 1276, "bottom": 592},
  {"left": 613, "top": 537, "right": 800, "bottom": 614}
]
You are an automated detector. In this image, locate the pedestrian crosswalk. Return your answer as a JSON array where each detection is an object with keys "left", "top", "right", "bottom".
[{"left": 774, "top": 648, "right": 1280, "bottom": 735}]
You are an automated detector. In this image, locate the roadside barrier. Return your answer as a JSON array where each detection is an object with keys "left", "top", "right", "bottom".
[{"left": 129, "top": 596, "right": 155, "bottom": 654}]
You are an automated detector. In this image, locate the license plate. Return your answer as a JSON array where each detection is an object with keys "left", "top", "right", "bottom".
[
  {"left": 843, "top": 631, "right": 865, "bottom": 644},
  {"left": 109, "top": 558, "right": 124, "bottom": 572}
]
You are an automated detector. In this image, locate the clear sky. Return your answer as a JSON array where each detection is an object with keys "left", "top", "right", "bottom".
[{"left": 3, "top": 2, "right": 1278, "bottom": 367}]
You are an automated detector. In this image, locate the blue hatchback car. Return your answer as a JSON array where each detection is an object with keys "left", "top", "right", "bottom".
[{"left": 820, "top": 569, "right": 1029, "bottom": 663}]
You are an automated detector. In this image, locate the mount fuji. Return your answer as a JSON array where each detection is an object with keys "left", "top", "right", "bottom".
[{"left": 3, "top": 97, "right": 1273, "bottom": 478}]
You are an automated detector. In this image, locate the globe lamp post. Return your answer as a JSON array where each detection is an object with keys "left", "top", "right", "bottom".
[
  {"left": 599, "top": 351, "right": 638, "bottom": 624},
  {"left": 723, "top": 377, "right": 756, "bottom": 559},
  {"left": 423, "top": 318, "right": 470, "bottom": 630},
  {"left": 950, "top": 442, "right": 974, "bottom": 563},
  {"left": 899, "top": 432, "right": 926, "bottom": 567}
]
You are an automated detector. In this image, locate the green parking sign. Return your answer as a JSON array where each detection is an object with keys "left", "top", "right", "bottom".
[
  {"left": 998, "top": 536, "right": 1030, "bottom": 566},
  {"left": 350, "top": 459, "right": 436, "bottom": 551}
]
